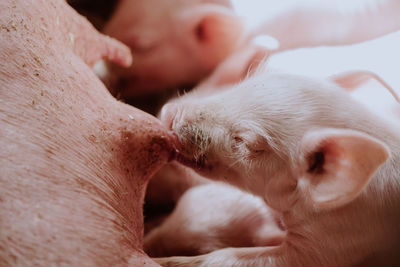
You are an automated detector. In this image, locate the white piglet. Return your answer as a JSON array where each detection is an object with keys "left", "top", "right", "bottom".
[
  {"left": 158, "top": 72, "right": 400, "bottom": 266},
  {"left": 144, "top": 183, "right": 284, "bottom": 257}
]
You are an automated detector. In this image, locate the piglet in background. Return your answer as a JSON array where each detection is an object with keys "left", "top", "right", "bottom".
[
  {"left": 144, "top": 183, "right": 284, "bottom": 257},
  {"left": 101, "top": 0, "right": 245, "bottom": 100}
]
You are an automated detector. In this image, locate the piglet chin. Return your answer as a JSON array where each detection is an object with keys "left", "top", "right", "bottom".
[{"left": 164, "top": 136, "right": 199, "bottom": 169}]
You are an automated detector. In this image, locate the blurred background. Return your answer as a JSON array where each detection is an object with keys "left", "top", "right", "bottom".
[
  {"left": 233, "top": 0, "right": 400, "bottom": 124},
  {"left": 68, "top": 0, "right": 400, "bottom": 122}
]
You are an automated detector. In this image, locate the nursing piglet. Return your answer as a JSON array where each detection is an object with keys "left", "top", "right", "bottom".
[
  {"left": 144, "top": 38, "right": 269, "bottom": 207},
  {"left": 157, "top": 72, "right": 400, "bottom": 266}
]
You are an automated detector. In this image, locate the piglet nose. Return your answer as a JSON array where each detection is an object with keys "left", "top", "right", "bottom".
[{"left": 160, "top": 103, "right": 179, "bottom": 131}]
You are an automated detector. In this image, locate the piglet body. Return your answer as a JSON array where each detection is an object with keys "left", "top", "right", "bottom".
[
  {"left": 144, "top": 183, "right": 284, "bottom": 257},
  {"left": 158, "top": 72, "right": 400, "bottom": 266},
  {"left": 102, "top": 0, "right": 244, "bottom": 98}
]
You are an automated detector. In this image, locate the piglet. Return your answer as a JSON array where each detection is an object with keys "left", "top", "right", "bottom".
[
  {"left": 0, "top": 0, "right": 175, "bottom": 265},
  {"left": 143, "top": 40, "right": 270, "bottom": 232},
  {"left": 157, "top": 71, "right": 400, "bottom": 266},
  {"left": 144, "top": 182, "right": 284, "bottom": 257},
  {"left": 101, "top": 0, "right": 244, "bottom": 99}
]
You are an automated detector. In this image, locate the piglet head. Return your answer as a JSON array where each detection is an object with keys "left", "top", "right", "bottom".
[
  {"left": 161, "top": 73, "right": 390, "bottom": 211},
  {"left": 103, "top": 0, "right": 244, "bottom": 98},
  {"left": 160, "top": 76, "right": 288, "bottom": 197}
]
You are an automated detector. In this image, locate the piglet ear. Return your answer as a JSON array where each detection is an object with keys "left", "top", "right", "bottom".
[
  {"left": 180, "top": 4, "right": 244, "bottom": 67},
  {"left": 329, "top": 70, "right": 400, "bottom": 103},
  {"left": 330, "top": 71, "right": 374, "bottom": 91},
  {"left": 298, "top": 128, "right": 389, "bottom": 210}
]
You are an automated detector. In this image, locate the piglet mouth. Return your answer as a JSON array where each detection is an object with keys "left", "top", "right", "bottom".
[
  {"left": 160, "top": 104, "right": 211, "bottom": 170},
  {"left": 169, "top": 132, "right": 209, "bottom": 170},
  {"left": 168, "top": 134, "right": 207, "bottom": 170},
  {"left": 175, "top": 152, "right": 207, "bottom": 170},
  {"left": 165, "top": 131, "right": 182, "bottom": 162}
]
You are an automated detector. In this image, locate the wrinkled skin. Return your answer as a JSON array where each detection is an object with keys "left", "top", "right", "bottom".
[
  {"left": 102, "top": 0, "right": 244, "bottom": 99},
  {"left": 0, "top": 0, "right": 175, "bottom": 266}
]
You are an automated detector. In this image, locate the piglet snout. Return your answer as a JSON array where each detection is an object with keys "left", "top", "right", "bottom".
[
  {"left": 160, "top": 103, "right": 184, "bottom": 161},
  {"left": 160, "top": 103, "right": 179, "bottom": 131}
]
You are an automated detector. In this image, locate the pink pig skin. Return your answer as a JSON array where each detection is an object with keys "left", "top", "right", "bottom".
[
  {"left": 157, "top": 72, "right": 400, "bottom": 266},
  {"left": 144, "top": 183, "right": 284, "bottom": 257},
  {"left": 0, "top": 0, "right": 175, "bottom": 266},
  {"left": 102, "top": 0, "right": 244, "bottom": 99}
]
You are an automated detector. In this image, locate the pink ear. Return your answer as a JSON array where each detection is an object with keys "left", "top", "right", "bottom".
[
  {"left": 179, "top": 4, "right": 244, "bottom": 68},
  {"left": 298, "top": 128, "right": 389, "bottom": 209},
  {"left": 329, "top": 70, "right": 400, "bottom": 103}
]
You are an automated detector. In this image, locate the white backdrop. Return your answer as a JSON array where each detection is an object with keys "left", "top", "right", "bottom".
[{"left": 231, "top": 0, "right": 400, "bottom": 124}]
